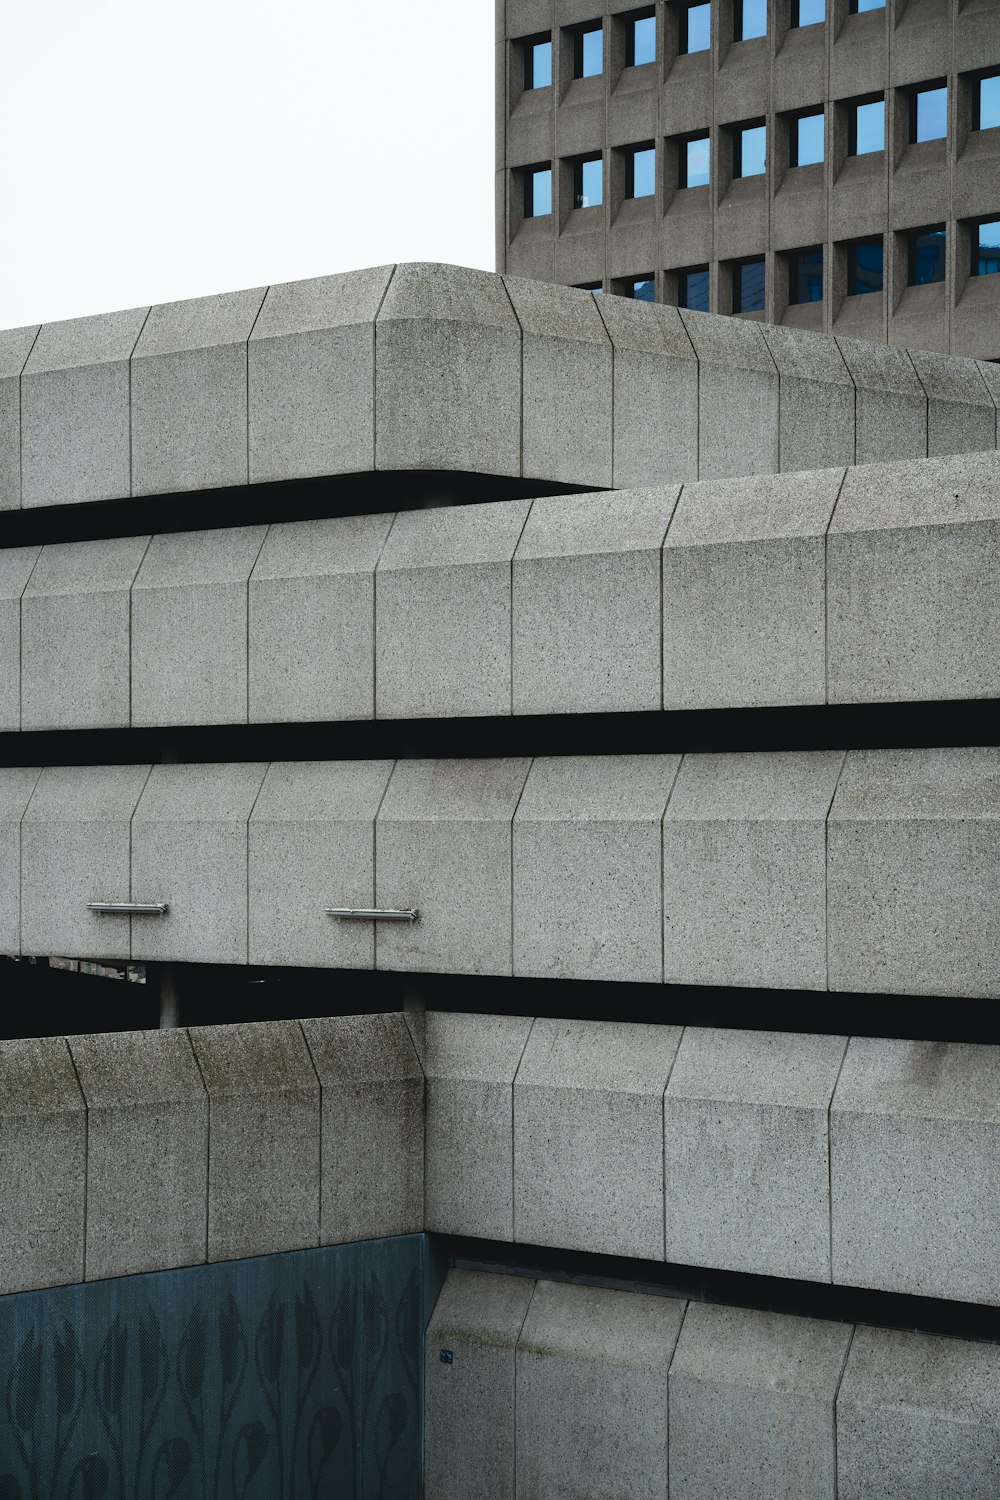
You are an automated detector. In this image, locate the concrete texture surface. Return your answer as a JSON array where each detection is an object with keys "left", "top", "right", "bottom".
[
  {"left": 0, "top": 1036, "right": 86, "bottom": 1294},
  {"left": 425, "top": 1269, "right": 534, "bottom": 1500},
  {"left": 663, "top": 751, "right": 845, "bottom": 990},
  {"left": 68, "top": 1028, "right": 207, "bottom": 1280},
  {"left": 131, "top": 286, "right": 266, "bottom": 494},
  {"left": 375, "top": 759, "right": 531, "bottom": 975},
  {"left": 408, "top": 1010, "right": 533, "bottom": 1240},
  {"left": 301, "top": 1012, "right": 424, "bottom": 1244},
  {"left": 828, "top": 747, "right": 1000, "bottom": 998},
  {"left": 375, "top": 501, "right": 530, "bottom": 720},
  {"left": 513, "top": 1017, "right": 682, "bottom": 1258},
  {"left": 835, "top": 338, "right": 927, "bottom": 464},
  {"left": 663, "top": 468, "right": 843, "bottom": 709},
  {"left": 188, "top": 1020, "right": 320, "bottom": 1262},
  {"left": 0, "top": 768, "right": 41, "bottom": 953},
  {"left": 909, "top": 349, "right": 996, "bottom": 458},
  {"left": 678, "top": 309, "right": 779, "bottom": 478},
  {"left": 0, "top": 546, "right": 40, "bottom": 731},
  {"left": 248, "top": 513, "right": 393, "bottom": 723},
  {"left": 664, "top": 1027, "right": 848, "bottom": 1281},
  {"left": 512, "top": 487, "right": 678, "bottom": 716},
  {"left": 512, "top": 754, "right": 680, "bottom": 982},
  {"left": 761, "top": 324, "right": 855, "bottom": 474},
  {"left": 595, "top": 295, "right": 698, "bottom": 487},
  {"left": 248, "top": 759, "right": 393, "bottom": 969},
  {"left": 0, "top": 325, "right": 38, "bottom": 510},
  {"left": 131, "top": 525, "right": 267, "bottom": 726},
  {"left": 831, "top": 1036, "right": 1000, "bottom": 1304}
]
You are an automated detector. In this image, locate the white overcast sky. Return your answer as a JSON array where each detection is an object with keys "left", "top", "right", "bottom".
[{"left": 0, "top": 0, "right": 496, "bottom": 330}]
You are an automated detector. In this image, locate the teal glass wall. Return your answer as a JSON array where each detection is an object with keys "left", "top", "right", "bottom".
[{"left": 0, "top": 1235, "right": 441, "bottom": 1500}]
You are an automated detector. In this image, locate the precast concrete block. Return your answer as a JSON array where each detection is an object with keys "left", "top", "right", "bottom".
[
  {"left": 21, "top": 307, "right": 147, "bottom": 507},
  {"left": 669, "top": 1302, "right": 852, "bottom": 1500},
  {"left": 760, "top": 323, "right": 856, "bottom": 472},
  {"left": 20, "top": 764, "right": 151, "bottom": 963},
  {"left": 664, "top": 1027, "right": 848, "bottom": 1281},
  {"left": 375, "top": 263, "right": 521, "bottom": 476},
  {"left": 131, "top": 525, "right": 267, "bottom": 726},
  {"left": 831, "top": 1036, "right": 1000, "bottom": 1304},
  {"left": 408, "top": 1010, "right": 533, "bottom": 1240},
  {"left": 68, "top": 1029, "right": 207, "bottom": 1280},
  {"left": 131, "top": 762, "right": 267, "bottom": 965},
  {"left": 301, "top": 1013, "right": 423, "bottom": 1244},
  {"left": 837, "top": 1326, "right": 1000, "bottom": 1500},
  {"left": 375, "top": 501, "right": 530, "bottom": 720},
  {"left": 248, "top": 513, "right": 393, "bottom": 723},
  {"left": 425, "top": 1269, "right": 535, "bottom": 1500},
  {"left": 512, "top": 488, "right": 679, "bottom": 716},
  {"left": 131, "top": 286, "right": 266, "bottom": 494},
  {"left": 678, "top": 308, "right": 779, "bottom": 479},
  {"left": 21, "top": 535, "right": 150, "bottom": 731},
  {"left": 512, "top": 754, "right": 680, "bottom": 982},
  {"left": 0, "top": 325, "right": 39, "bottom": 509},
  {"left": 513, "top": 1017, "right": 683, "bottom": 1259},
  {"left": 663, "top": 751, "right": 845, "bottom": 990},
  {"left": 976, "top": 359, "right": 1000, "bottom": 443},
  {"left": 503, "top": 275, "right": 613, "bottom": 487},
  {"left": 0, "top": 770, "right": 41, "bottom": 952},
  {"left": 827, "top": 747, "right": 1000, "bottom": 998},
  {"left": 835, "top": 337, "right": 927, "bottom": 463},
  {"left": 517, "top": 1280, "right": 684, "bottom": 1500},
  {"left": 827, "top": 451, "right": 1000, "bottom": 704},
  {"left": 248, "top": 265, "right": 393, "bottom": 482},
  {"left": 0, "top": 1036, "right": 85, "bottom": 1293},
  {"left": 663, "top": 468, "right": 843, "bottom": 710},
  {"left": 908, "top": 348, "right": 997, "bottom": 458},
  {"left": 595, "top": 295, "right": 699, "bottom": 487},
  {"left": 188, "top": 1020, "right": 320, "bottom": 1262},
  {"left": 249, "top": 760, "right": 393, "bottom": 969},
  {"left": 0, "top": 546, "right": 40, "bottom": 730},
  {"left": 375, "top": 758, "right": 531, "bottom": 976}
]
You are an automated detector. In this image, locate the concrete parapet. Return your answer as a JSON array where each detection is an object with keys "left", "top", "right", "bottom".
[
  {"left": 0, "top": 545, "right": 39, "bottom": 731},
  {"left": 594, "top": 295, "right": 698, "bottom": 488},
  {"left": 835, "top": 338, "right": 927, "bottom": 463},
  {"left": 0, "top": 767, "right": 41, "bottom": 952},
  {"left": 761, "top": 323, "right": 855, "bottom": 474},
  {"left": 678, "top": 308, "right": 779, "bottom": 479},
  {"left": 909, "top": 349, "right": 996, "bottom": 459},
  {"left": 0, "top": 326, "right": 38, "bottom": 510}
]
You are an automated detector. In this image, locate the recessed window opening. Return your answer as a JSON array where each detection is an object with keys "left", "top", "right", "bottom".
[
  {"left": 911, "top": 83, "right": 947, "bottom": 143},
  {"left": 627, "top": 145, "right": 656, "bottom": 197},
  {"left": 791, "top": 110, "right": 824, "bottom": 167},
  {"left": 974, "top": 220, "right": 1000, "bottom": 276},
  {"left": 790, "top": 0, "right": 824, "bottom": 27},
  {"left": 974, "top": 73, "right": 1000, "bottom": 132},
  {"left": 732, "top": 256, "right": 765, "bottom": 312},
  {"left": 788, "top": 247, "right": 823, "bottom": 303},
  {"left": 523, "top": 36, "right": 553, "bottom": 90},
  {"left": 680, "top": 1, "right": 711, "bottom": 54},
  {"left": 680, "top": 133, "right": 711, "bottom": 188},
  {"left": 677, "top": 265, "right": 710, "bottom": 309},
  {"left": 576, "top": 281, "right": 605, "bottom": 291},
  {"left": 847, "top": 237, "right": 883, "bottom": 294},
  {"left": 628, "top": 276, "right": 656, "bottom": 301},
  {"left": 626, "top": 10, "right": 657, "bottom": 65},
  {"left": 574, "top": 24, "right": 604, "bottom": 77},
  {"left": 735, "top": 0, "right": 767, "bottom": 41},
  {"left": 907, "top": 225, "right": 946, "bottom": 285},
  {"left": 524, "top": 166, "right": 553, "bottom": 217},
  {"left": 849, "top": 97, "right": 884, "bottom": 155},
  {"left": 574, "top": 154, "right": 604, "bottom": 208},
  {"left": 735, "top": 121, "right": 767, "bottom": 177},
  {"left": 849, "top": 0, "right": 884, "bottom": 12}
]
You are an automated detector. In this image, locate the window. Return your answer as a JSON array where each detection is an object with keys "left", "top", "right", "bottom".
[
  {"left": 524, "top": 167, "right": 553, "bottom": 217},
  {"left": 788, "top": 247, "right": 823, "bottom": 303},
  {"left": 733, "top": 257, "right": 765, "bottom": 312},
  {"left": 849, "top": 97, "right": 884, "bottom": 155},
  {"left": 791, "top": 110, "right": 824, "bottom": 166},
  {"left": 627, "top": 11, "right": 656, "bottom": 65},
  {"left": 524, "top": 37, "right": 552, "bottom": 90},
  {"left": 849, "top": 0, "right": 884, "bottom": 11},
  {"left": 907, "top": 226, "right": 946, "bottom": 285},
  {"left": 576, "top": 282, "right": 605, "bottom": 292},
  {"left": 628, "top": 276, "right": 656, "bottom": 301},
  {"left": 790, "top": 0, "right": 824, "bottom": 27},
  {"left": 847, "top": 238, "right": 883, "bottom": 294},
  {"left": 680, "top": 133, "right": 711, "bottom": 188},
  {"left": 974, "top": 73, "right": 1000, "bottom": 132},
  {"left": 735, "top": 0, "right": 767, "bottom": 41},
  {"left": 574, "top": 25, "right": 603, "bottom": 77},
  {"left": 911, "top": 83, "right": 947, "bottom": 143},
  {"left": 627, "top": 145, "right": 656, "bottom": 197},
  {"left": 678, "top": 266, "right": 710, "bottom": 309},
  {"left": 974, "top": 220, "right": 1000, "bottom": 276},
  {"left": 680, "top": 2, "right": 711, "bottom": 53},
  {"left": 735, "top": 121, "right": 767, "bottom": 177},
  {"left": 574, "top": 155, "right": 603, "bottom": 208}
]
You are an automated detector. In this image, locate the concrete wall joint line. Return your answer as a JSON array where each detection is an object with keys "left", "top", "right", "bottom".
[
  {"left": 370, "top": 264, "right": 398, "bottom": 474},
  {"left": 17, "top": 323, "right": 42, "bottom": 510},
  {"left": 184, "top": 1024, "right": 211, "bottom": 1265},
  {"left": 826, "top": 1037, "right": 852, "bottom": 1290},
  {"left": 294, "top": 1018, "right": 324, "bottom": 1251},
  {"left": 63, "top": 1037, "right": 90, "bottom": 1282},
  {"left": 128, "top": 306, "right": 153, "bottom": 501},
  {"left": 510, "top": 1015, "right": 539, "bottom": 1246},
  {"left": 832, "top": 1322, "right": 857, "bottom": 1500},
  {"left": 498, "top": 271, "right": 525, "bottom": 476}
]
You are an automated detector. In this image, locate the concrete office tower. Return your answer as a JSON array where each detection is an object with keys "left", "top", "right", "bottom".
[
  {"left": 0, "top": 266, "right": 997, "bottom": 1495},
  {"left": 497, "top": 0, "right": 1000, "bottom": 355}
]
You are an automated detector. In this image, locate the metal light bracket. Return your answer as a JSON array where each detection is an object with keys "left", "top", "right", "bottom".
[
  {"left": 326, "top": 907, "right": 419, "bottom": 922},
  {"left": 86, "top": 902, "right": 170, "bottom": 916}
]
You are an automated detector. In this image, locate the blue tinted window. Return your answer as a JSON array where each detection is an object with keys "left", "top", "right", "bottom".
[
  {"left": 795, "top": 111, "right": 824, "bottom": 165},
  {"left": 738, "top": 123, "right": 767, "bottom": 176},
  {"left": 852, "top": 99, "right": 884, "bottom": 154},
  {"left": 631, "top": 277, "right": 656, "bottom": 301},
  {"left": 789, "top": 248, "right": 823, "bottom": 303},
  {"left": 792, "top": 0, "right": 824, "bottom": 26},
  {"left": 685, "top": 135, "right": 711, "bottom": 187},
  {"left": 734, "top": 259, "right": 765, "bottom": 312},
  {"left": 684, "top": 2, "right": 711, "bottom": 52},
  {"left": 848, "top": 239, "right": 883, "bottom": 294},
  {"left": 631, "top": 14, "right": 656, "bottom": 64},
  {"left": 738, "top": 0, "right": 767, "bottom": 39},
  {"left": 979, "top": 75, "right": 1000, "bottom": 130},
  {"left": 915, "top": 86, "right": 947, "bottom": 142},
  {"left": 526, "top": 40, "right": 552, "bottom": 89},
  {"left": 576, "top": 26, "right": 603, "bottom": 76},
  {"left": 525, "top": 167, "right": 552, "bottom": 216},
  {"left": 576, "top": 156, "right": 603, "bottom": 207},
  {"left": 630, "top": 147, "right": 656, "bottom": 197},
  {"left": 852, "top": 0, "right": 884, "bottom": 11},
  {"left": 977, "top": 220, "right": 1000, "bottom": 275},
  {"left": 908, "top": 228, "right": 945, "bottom": 285},
  {"left": 680, "top": 268, "right": 710, "bottom": 310}
]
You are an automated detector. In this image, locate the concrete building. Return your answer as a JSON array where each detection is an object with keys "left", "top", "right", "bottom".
[{"left": 497, "top": 0, "right": 1000, "bottom": 355}]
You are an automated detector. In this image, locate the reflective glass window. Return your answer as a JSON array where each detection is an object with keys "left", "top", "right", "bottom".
[
  {"left": 575, "top": 155, "right": 603, "bottom": 208},
  {"left": 629, "top": 146, "right": 656, "bottom": 197},
  {"left": 577, "top": 282, "right": 604, "bottom": 292},
  {"left": 737, "top": 123, "right": 767, "bottom": 176},
  {"left": 631, "top": 277, "right": 656, "bottom": 301},
  {"left": 683, "top": 134, "right": 711, "bottom": 187},
  {"left": 575, "top": 26, "right": 603, "bottom": 77},
  {"left": 914, "top": 85, "right": 947, "bottom": 142},
  {"left": 525, "top": 39, "right": 552, "bottom": 89},
  {"left": 525, "top": 167, "right": 552, "bottom": 217},
  {"left": 679, "top": 267, "right": 710, "bottom": 310},
  {"left": 908, "top": 227, "right": 945, "bottom": 284},
  {"left": 736, "top": 0, "right": 767, "bottom": 40},
  {"left": 682, "top": 2, "right": 711, "bottom": 53},
  {"left": 850, "top": 0, "right": 884, "bottom": 11},
  {"left": 793, "top": 111, "right": 824, "bottom": 166},
  {"left": 847, "top": 238, "right": 883, "bottom": 294},
  {"left": 788, "top": 247, "right": 823, "bottom": 303},
  {"left": 977, "top": 74, "right": 1000, "bottom": 131},
  {"left": 733, "top": 258, "right": 765, "bottom": 312},
  {"left": 976, "top": 220, "right": 1000, "bottom": 276},
  {"left": 851, "top": 98, "right": 884, "bottom": 155},
  {"left": 791, "top": 0, "right": 824, "bottom": 27},
  {"left": 630, "top": 14, "right": 656, "bottom": 64}
]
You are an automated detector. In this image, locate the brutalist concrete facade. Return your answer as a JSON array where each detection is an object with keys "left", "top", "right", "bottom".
[{"left": 498, "top": 0, "right": 1000, "bottom": 356}]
